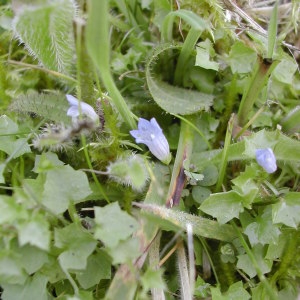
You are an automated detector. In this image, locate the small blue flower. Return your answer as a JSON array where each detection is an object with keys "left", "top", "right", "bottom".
[
  {"left": 130, "top": 118, "right": 171, "bottom": 164},
  {"left": 66, "top": 94, "right": 99, "bottom": 124},
  {"left": 255, "top": 148, "right": 277, "bottom": 173}
]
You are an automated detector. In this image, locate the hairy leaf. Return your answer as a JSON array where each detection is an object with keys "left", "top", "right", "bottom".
[
  {"left": 13, "top": 0, "right": 76, "bottom": 74},
  {"left": 10, "top": 91, "right": 71, "bottom": 124}
]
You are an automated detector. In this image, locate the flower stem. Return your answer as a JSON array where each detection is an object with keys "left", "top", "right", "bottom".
[
  {"left": 166, "top": 117, "right": 194, "bottom": 207},
  {"left": 215, "top": 114, "right": 234, "bottom": 192},
  {"left": 237, "top": 58, "right": 278, "bottom": 126}
]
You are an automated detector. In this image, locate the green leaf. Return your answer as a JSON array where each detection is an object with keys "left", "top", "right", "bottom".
[
  {"left": 192, "top": 186, "right": 211, "bottom": 204},
  {"left": 76, "top": 251, "right": 111, "bottom": 289},
  {"left": 267, "top": 1, "right": 278, "bottom": 59},
  {"left": 237, "top": 245, "right": 272, "bottom": 278},
  {"left": 86, "top": 0, "right": 136, "bottom": 129},
  {"left": 228, "top": 41, "right": 257, "bottom": 74},
  {"left": 55, "top": 223, "right": 97, "bottom": 271},
  {"left": 211, "top": 281, "right": 251, "bottom": 300},
  {"left": 273, "top": 57, "right": 297, "bottom": 84},
  {"left": 244, "top": 208, "right": 281, "bottom": 246},
  {"left": 42, "top": 165, "right": 92, "bottom": 214},
  {"left": 2, "top": 273, "right": 48, "bottom": 300},
  {"left": 146, "top": 74, "right": 213, "bottom": 115},
  {"left": 13, "top": 0, "right": 76, "bottom": 74},
  {"left": 200, "top": 190, "right": 244, "bottom": 224},
  {"left": 0, "top": 163, "right": 5, "bottom": 184},
  {"left": 162, "top": 9, "right": 209, "bottom": 42},
  {"left": 107, "top": 237, "right": 141, "bottom": 264},
  {"left": 0, "top": 195, "right": 28, "bottom": 225},
  {"left": 192, "top": 130, "right": 300, "bottom": 169},
  {"left": 146, "top": 43, "right": 213, "bottom": 115},
  {"left": 10, "top": 92, "right": 71, "bottom": 124},
  {"left": 272, "top": 192, "right": 300, "bottom": 228},
  {"left": 231, "top": 165, "right": 259, "bottom": 208},
  {"left": 33, "top": 152, "right": 65, "bottom": 173},
  {"left": 137, "top": 203, "right": 237, "bottom": 242},
  {"left": 18, "top": 245, "right": 49, "bottom": 275},
  {"left": 0, "top": 253, "right": 27, "bottom": 285},
  {"left": 199, "top": 164, "right": 218, "bottom": 186},
  {"left": 281, "top": 105, "right": 300, "bottom": 133},
  {"left": 17, "top": 215, "right": 50, "bottom": 251},
  {"left": 195, "top": 39, "right": 219, "bottom": 71},
  {"left": 140, "top": 268, "right": 166, "bottom": 294},
  {"left": 144, "top": 164, "right": 170, "bottom": 205},
  {"left": 0, "top": 115, "right": 31, "bottom": 158},
  {"left": 94, "top": 202, "right": 139, "bottom": 248}
]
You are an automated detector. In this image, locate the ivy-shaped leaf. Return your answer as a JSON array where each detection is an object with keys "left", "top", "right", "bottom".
[
  {"left": 272, "top": 192, "right": 300, "bottom": 228},
  {"left": 244, "top": 207, "right": 281, "bottom": 246},
  {"left": 0, "top": 115, "right": 31, "bottom": 159},
  {"left": 200, "top": 190, "right": 245, "bottom": 224}
]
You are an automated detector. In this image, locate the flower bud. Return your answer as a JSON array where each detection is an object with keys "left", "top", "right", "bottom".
[{"left": 255, "top": 148, "right": 277, "bottom": 173}]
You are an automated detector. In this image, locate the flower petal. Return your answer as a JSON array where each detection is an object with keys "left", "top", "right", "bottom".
[
  {"left": 67, "top": 106, "right": 80, "bottom": 118},
  {"left": 150, "top": 117, "right": 163, "bottom": 133},
  {"left": 66, "top": 94, "right": 79, "bottom": 106},
  {"left": 66, "top": 95, "right": 99, "bottom": 123},
  {"left": 130, "top": 117, "right": 171, "bottom": 164}
]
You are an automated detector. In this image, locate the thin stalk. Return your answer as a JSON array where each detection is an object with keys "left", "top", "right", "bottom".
[
  {"left": 198, "top": 237, "right": 220, "bottom": 285},
  {"left": 86, "top": 0, "right": 136, "bottom": 129},
  {"left": 235, "top": 104, "right": 266, "bottom": 140},
  {"left": 267, "top": 1, "right": 278, "bottom": 59},
  {"left": 149, "top": 231, "right": 165, "bottom": 300},
  {"left": 186, "top": 223, "right": 195, "bottom": 296},
  {"left": 215, "top": 114, "right": 234, "bottom": 192},
  {"left": 75, "top": 16, "right": 109, "bottom": 203},
  {"left": 177, "top": 240, "right": 192, "bottom": 300},
  {"left": 166, "top": 116, "right": 194, "bottom": 207},
  {"left": 172, "top": 113, "right": 211, "bottom": 150},
  {"left": 81, "top": 135, "right": 110, "bottom": 203},
  {"left": 237, "top": 59, "right": 278, "bottom": 126},
  {"left": 7, "top": 60, "right": 77, "bottom": 83}
]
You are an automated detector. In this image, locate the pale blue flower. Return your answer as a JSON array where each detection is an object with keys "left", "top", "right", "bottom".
[
  {"left": 66, "top": 94, "right": 98, "bottom": 123},
  {"left": 130, "top": 118, "right": 171, "bottom": 164},
  {"left": 255, "top": 148, "right": 277, "bottom": 173}
]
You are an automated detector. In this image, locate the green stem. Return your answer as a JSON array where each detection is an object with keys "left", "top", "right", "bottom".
[
  {"left": 81, "top": 135, "right": 110, "bottom": 203},
  {"left": 173, "top": 114, "right": 211, "bottom": 150},
  {"left": 166, "top": 117, "right": 194, "bottom": 207},
  {"left": 177, "top": 239, "right": 192, "bottom": 300},
  {"left": 148, "top": 231, "right": 165, "bottom": 299},
  {"left": 235, "top": 104, "right": 266, "bottom": 140},
  {"left": 215, "top": 114, "right": 234, "bottom": 192},
  {"left": 75, "top": 17, "right": 109, "bottom": 203},
  {"left": 237, "top": 59, "right": 278, "bottom": 126},
  {"left": 7, "top": 60, "right": 77, "bottom": 83}
]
